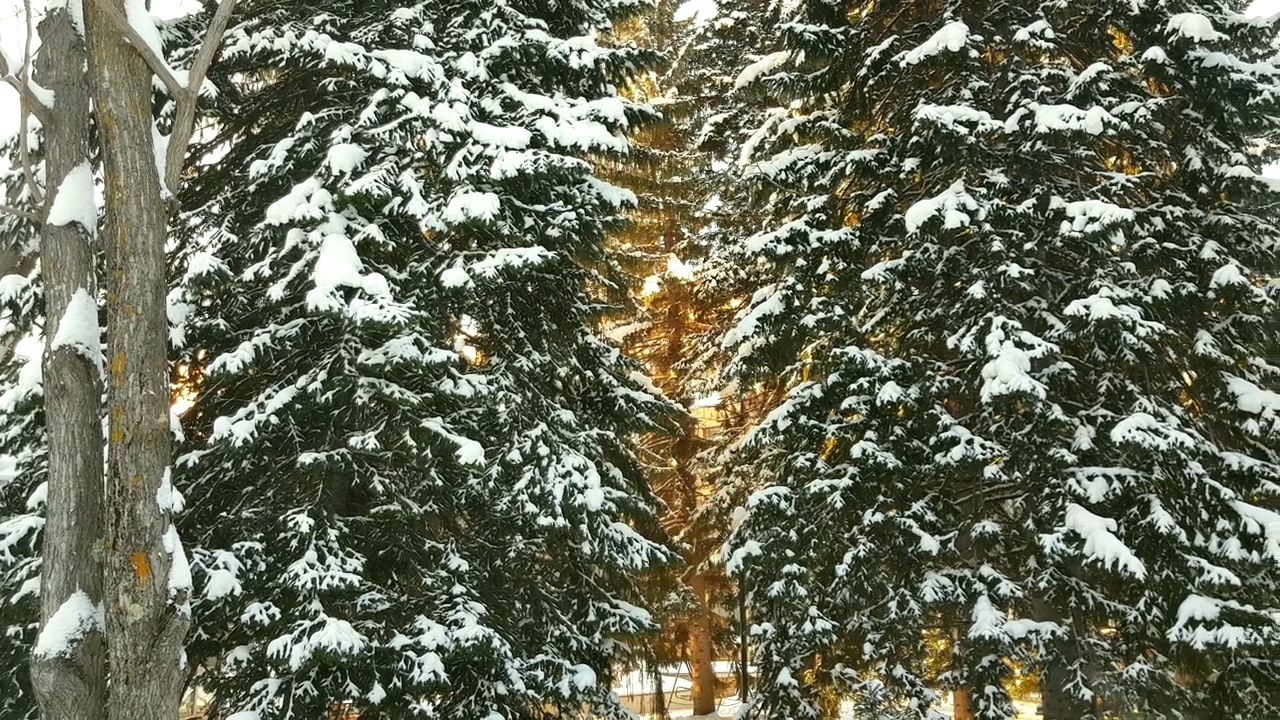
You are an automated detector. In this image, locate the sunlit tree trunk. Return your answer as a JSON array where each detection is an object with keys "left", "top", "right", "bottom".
[{"left": 686, "top": 572, "right": 718, "bottom": 715}]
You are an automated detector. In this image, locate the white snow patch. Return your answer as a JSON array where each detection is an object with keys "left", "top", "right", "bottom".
[
  {"left": 155, "top": 467, "right": 185, "bottom": 514},
  {"left": 470, "top": 122, "right": 532, "bottom": 149},
  {"left": 25, "top": 482, "right": 47, "bottom": 510},
  {"left": 0, "top": 351, "right": 44, "bottom": 412},
  {"left": 152, "top": 124, "right": 170, "bottom": 195},
  {"left": 326, "top": 143, "right": 369, "bottom": 174},
  {"left": 46, "top": 161, "right": 97, "bottom": 236},
  {"left": 903, "top": 180, "right": 981, "bottom": 233},
  {"left": 1223, "top": 375, "right": 1280, "bottom": 433},
  {"left": 50, "top": 288, "right": 102, "bottom": 375},
  {"left": 443, "top": 191, "right": 501, "bottom": 224},
  {"left": 1209, "top": 264, "right": 1250, "bottom": 290},
  {"left": 312, "top": 234, "right": 363, "bottom": 290},
  {"left": 674, "top": 0, "right": 718, "bottom": 25},
  {"left": 163, "top": 524, "right": 193, "bottom": 607},
  {"left": 270, "top": 616, "right": 367, "bottom": 670},
  {"left": 572, "top": 664, "right": 597, "bottom": 691},
  {"left": 124, "top": 0, "right": 167, "bottom": 66},
  {"left": 1167, "top": 13, "right": 1227, "bottom": 43},
  {"left": 968, "top": 595, "right": 1006, "bottom": 641},
  {"left": 1232, "top": 501, "right": 1280, "bottom": 560},
  {"left": 1033, "top": 103, "right": 1112, "bottom": 135},
  {"left": 203, "top": 551, "right": 244, "bottom": 601},
  {"left": 735, "top": 51, "right": 789, "bottom": 89},
  {"left": 1111, "top": 412, "right": 1197, "bottom": 451},
  {"left": 33, "top": 591, "right": 103, "bottom": 659},
  {"left": 440, "top": 266, "right": 472, "bottom": 288},
  {"left": 1058, "top": 198, "right": 1134, "bottom": 234},
  {"left": 1064, "top": 503, "right": 1146, "bottom": 579},
  {"left": 903, "top": 21, "right": 970, "bottom": 65},
  {"left": 361, "top": 273, "right": 390, "bottom": 297}
]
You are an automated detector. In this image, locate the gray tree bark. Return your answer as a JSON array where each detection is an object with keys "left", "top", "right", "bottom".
[
  {"left": 83, "top": 2, "right": 189, "bottom": 718},
  {"left": 27, "top": 7, "right": 108, "bottom": 720}
]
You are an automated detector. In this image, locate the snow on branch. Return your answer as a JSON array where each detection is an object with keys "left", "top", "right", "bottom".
[{"left": 0, "top": 40, "right": 51, "bottom": 122}]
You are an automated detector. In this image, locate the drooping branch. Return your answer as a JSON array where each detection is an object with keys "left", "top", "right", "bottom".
[{"left": 165, "top": 0, "right": 237, "bottom": 192}]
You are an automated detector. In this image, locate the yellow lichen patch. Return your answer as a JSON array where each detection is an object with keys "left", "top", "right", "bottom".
[
  {"left": 129, "top": 474, "right": 144, "bottom": 487},
  {"left": 109, "top": 352, "right": 127, "bottom": 381},
  {"left": 130, "top": 551, "right": 151, "bottom": 587},
  {"left": 109, "top": 406, "right": 125, "bottom": 444}
]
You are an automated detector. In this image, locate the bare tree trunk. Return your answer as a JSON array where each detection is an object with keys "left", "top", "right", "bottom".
[
  {"left": 83, "top": 3, "right": 189, "bottom": 718},
  {"left": 28, "top": 7, "right": 107, "bottom": 720}
]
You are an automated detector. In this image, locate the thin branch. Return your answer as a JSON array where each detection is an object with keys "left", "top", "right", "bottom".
[
  {"left": 17, "top": 0, "right": 44, "bottom": 206},
  {"left": 0, "top": 203, "right": 42, "bottom": 224},
  {"left": 164, "top": 0, "right": 237, "bottom": 193},
  {"left": 86, "top": 0, "right": 184, "bottom": 100}
]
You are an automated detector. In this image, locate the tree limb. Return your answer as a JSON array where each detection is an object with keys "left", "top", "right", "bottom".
[
  {"left": 164, "top": 0, "right": 237, "bottom": 193},
  {"left": 17, "top": 0, "right": 44, "bottom": 206},
  {"left": 85, "top": 0, "right": 185, "bottom": 100},
  {"left": 0, "top": 69, "right": 51, "bottom": 124}
]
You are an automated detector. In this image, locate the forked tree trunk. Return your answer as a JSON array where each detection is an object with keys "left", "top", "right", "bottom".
[
  {"left": 28, "top": 7, "right": 107, "bottom": 720},
  {"left": 83, "top": 3, "right": 189, "bottom": 719}
]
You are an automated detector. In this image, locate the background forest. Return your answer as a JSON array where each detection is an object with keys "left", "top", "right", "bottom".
[{"left": 0, "top": 0, "right": 1277, "bottom": 719}]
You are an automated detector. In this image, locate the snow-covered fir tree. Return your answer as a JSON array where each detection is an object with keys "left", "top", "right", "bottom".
[
  {"left": 169, "top": 0, "right": 677, "bottom": 717},
  {"left": 720, "top": 2, "right": 1280, "bottom": 719}
]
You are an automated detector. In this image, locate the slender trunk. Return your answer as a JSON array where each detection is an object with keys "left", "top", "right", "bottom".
[
  {"left": 686, "top": 573, "right": 717, "bottom": 716},
  {"left": 28, "top": 7, "right": 107, "bottom": 720},
  {"left": 951, "top": 626, "right": 973, "bottom": 720},
  {"left": 83, "top": 3, "right": 189, "bottom": 718}
]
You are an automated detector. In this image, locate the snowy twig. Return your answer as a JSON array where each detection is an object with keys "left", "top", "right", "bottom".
[
  {"left": 0, "top": 203, "right": 42, "bottom": 224},
  {"left": 164, "top": 0, "right": 237, "bottom": 192},
  {"left": 87, "top": 0, "right": 185, "bottom": 101}
]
